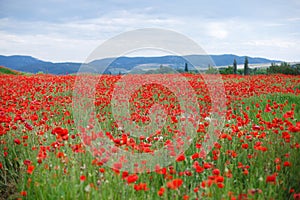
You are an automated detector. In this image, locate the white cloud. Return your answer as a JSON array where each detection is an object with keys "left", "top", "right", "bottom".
[
  {"left": 0, "top": 12, "right": 184, "bottom": 62},
  {"left": 244, "top": 39, "right": 296, "bottom": 48},
  {"left": 0, "top": 31, "right": 100, "bottom": 62},
  {"left": 287, "top": 17, "right": 300, "bottom": 22},
  {"left": 206, "top": 22, "right": 229, "bottom": 39}
]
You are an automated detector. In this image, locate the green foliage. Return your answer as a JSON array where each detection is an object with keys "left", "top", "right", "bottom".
[
  {"left": 145, "top": 66, "right": 177, "bottom": 74},
  {"left": 267, "top": 62, "right": 300, "bottom": 75},
  {"left": 244, "top": 57, "right": 249, "bottom": 75},
  {"left": 233, "top": 59, "right": 237, "bottom": 74},
  {"left": 206, "top": 65, "right": 219, "bottom": 74},
  {"left": 0, "top": 66, "right": 19, "bottom": 75},
  {"left": 294, "top": 84, "right": 300, "bottom": 92},
  {"left": 237, "top": 69, "right": 243, "bottom": 75},
  {"left": 251, "top": 67, "right": 268, "bottom": 75},
  {"left": 184, "top": 63, "right": 188, "bottom": 72},
  {"left": 219, "top": 66, "right": 234, "bottom": 74}
]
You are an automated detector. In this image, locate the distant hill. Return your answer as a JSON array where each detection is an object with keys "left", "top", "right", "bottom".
[
  {"left": 0, "top": 54, "right": 281, "bottom": 75},
  {"left": 0, "top": 55, "right": 81, "bottom": 74}
]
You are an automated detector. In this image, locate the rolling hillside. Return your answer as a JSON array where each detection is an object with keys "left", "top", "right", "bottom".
[{"left": 0, "top": 65, "right": 23, "bottom": 75}]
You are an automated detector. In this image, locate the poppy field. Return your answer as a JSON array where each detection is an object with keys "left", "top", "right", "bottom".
[{"left": 0, "top": 74, "right": 300, "bottom": 200}]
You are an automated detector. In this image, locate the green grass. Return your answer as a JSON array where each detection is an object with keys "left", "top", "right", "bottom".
[
  {"left": 0, "top": 66, "right": 20, "bottom": 75},
  {"left": 233, "top": 93, "right": 299, "bottom": 120}
]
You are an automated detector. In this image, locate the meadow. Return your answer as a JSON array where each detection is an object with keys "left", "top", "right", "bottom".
[{"left": 0, "top": 74, "right": 299, "bottom": 200}]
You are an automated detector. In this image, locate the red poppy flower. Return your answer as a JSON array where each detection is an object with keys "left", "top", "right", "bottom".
[
  {"left": 157, "top": 187, "right": 165, "bottom": 196},
  {"left": 27, "top": 165, "right": 35, "bottom": 174},
  {"left": 80, "top": 175, "right": 86, "bottom": 181},
  {"left": 14, "top": 138, "right": 21, "bottom": 145},
  {"left": 283, "top": 161, "right": 291, "bottom": 167},
  {"left": 241, "top": 143, "right": 249, "bottom": 149},
  {"left": 212, "top": 169, "right": 220, "bottom": 176},
  {"left": 134, "top": 183, "right": 148, "bottom": 191},
  {"left": 264, "top": 104, "right": 272, "bottom": 112},
  {"left": 294, "top": 193, "right": 300, "bottom": 200},
  {"left": 266, "top": 175, "right": 276, "bottom": 183},
  {"left": 23, "top": 159, "right": 31, "bottom": 166},
  {"left": 176, "top": 154, "right": 185, "bottom": 162},
  {"left": 20, "top": 191, "right": 27, "bottom": 196},
  {"left": 167, "top": 178, "right": 183, "bottom": 189},
  {"left": 126, "top": 174, "right": 138, "bottom": 184}
]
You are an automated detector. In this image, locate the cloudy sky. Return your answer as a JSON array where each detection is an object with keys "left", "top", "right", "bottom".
[{"left": 0, "top": 0, "right": 300, "bottom": 62}]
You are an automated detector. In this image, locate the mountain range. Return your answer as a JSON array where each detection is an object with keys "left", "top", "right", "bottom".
[{"left": 0, "top": 54, "right": 281, "bottom": 74}]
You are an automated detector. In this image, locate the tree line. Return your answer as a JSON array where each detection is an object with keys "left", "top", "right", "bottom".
[
  {"left": 115, "top": 58, "right": 300, "bottom": 75},
  {"left": 206, "top": 57, "right": 300, "bottom": 75}
]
